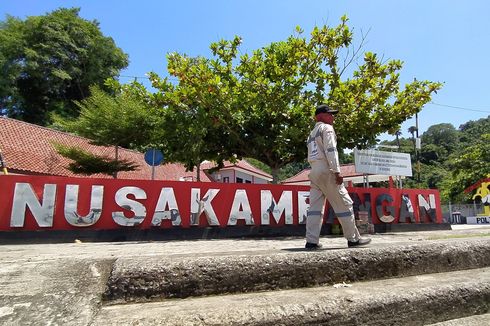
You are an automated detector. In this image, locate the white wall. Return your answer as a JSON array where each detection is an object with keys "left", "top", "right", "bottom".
[{"left": 212, "top": 170, "right": 269, "bottom": 184}]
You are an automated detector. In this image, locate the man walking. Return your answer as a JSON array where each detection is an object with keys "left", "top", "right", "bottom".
[{"left": 305, "top": 104, "right": 371, "bottom": 249}]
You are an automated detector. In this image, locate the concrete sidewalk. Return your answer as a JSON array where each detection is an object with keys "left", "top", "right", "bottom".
[
  {"left": 0, "top": 225, "right": 489, "bottom": 325},
  {"left": 1, "top": 225, "right": 489, "bottom": 261}
]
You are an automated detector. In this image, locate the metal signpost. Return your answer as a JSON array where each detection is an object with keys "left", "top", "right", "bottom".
[{"left": 144, "top": 149, "right": 164, "bottom": 180}]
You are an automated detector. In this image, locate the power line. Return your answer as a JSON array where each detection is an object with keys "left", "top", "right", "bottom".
[
  {"left": 430, "top": 102, "right": 490, "bottom": 113},
  {"left": 119, "top": 74, "right": 180, "bottom": 82},
  {"left": 119, "top": 75, "right": 149, "bottom": 80}
]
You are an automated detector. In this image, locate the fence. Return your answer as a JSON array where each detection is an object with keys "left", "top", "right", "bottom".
[{"left": 442, "top": 203, "right": 485, "bottom": 224}]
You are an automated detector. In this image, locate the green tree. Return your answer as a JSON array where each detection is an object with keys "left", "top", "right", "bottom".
[
  {"left": 150, "top": 16, "right": 442, "bottom": 183},
  {"left": 58, "top": 83, "right": 156, "bottom": 149},
  {"left": 376, "top": 115, "right": 489, "bottom": 200},
  {"left": 0, "top": 8, "right": 128, "bottom": 125},
  {"left": 148, "top": 40, "right": 244, "bottom": 179},
  {"left": 441, "top": 132, "right": 490, "bottom": 202},
  {"left": 276, "top": 161, "right": 310, "bottom": 182},
  {"left": 52, "top": 143, "right": 139, "bottom": 176},
  {"left": 54, "top": 82, "right": 157, "bottom": 177},
  {"left": 420, "top": 143, "right": 447, "bottom": 164},
  {"left": 458, "top": 116, "right": 490, "bottom": 145},
  {"left": 407, "top": 126, "right": 418, "bottom": 151},
  {"left": 380, "top": 136, "right": 414, "bottom": 156},
  {"left": 421, "top": 123, "right": 458, "bottom": 154},
  {"left": 419, "top": 116, "right": 489, "bottom": 202}
]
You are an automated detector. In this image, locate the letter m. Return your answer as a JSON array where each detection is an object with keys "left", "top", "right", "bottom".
[{"left": 260, "top": 190, "right": 293, "bottom": 225}]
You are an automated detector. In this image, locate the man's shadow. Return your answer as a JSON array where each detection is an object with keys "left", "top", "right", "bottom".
[{"left": 281, "top": 246, "right": 346, "bottom": 252}]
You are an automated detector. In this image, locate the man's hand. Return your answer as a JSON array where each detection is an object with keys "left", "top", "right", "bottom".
[{"left": 335, "top": 172, "right": 343, "bottom": 185}]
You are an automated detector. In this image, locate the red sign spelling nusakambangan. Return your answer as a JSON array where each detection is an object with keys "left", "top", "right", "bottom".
[{"left": 0, "top": 175, "right": 442, "bottom": 231}]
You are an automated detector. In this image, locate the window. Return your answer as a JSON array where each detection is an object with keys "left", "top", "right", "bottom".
[
  {"left": 223, "top": 177, "right": 229, "bottom": 183},
  {"left": 245, "top": 180, "right": 252, "bottom": 184},
  {"left": 236, "top": 177, "right": 243, "bottom": 183}
]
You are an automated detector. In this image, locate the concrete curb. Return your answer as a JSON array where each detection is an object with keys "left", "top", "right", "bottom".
[
  {"left": 103, "top": 239, "right": 490, "bottom": 303},
  {"left": 0, "top": 258, "right": 114, "bottom": 326},
  {"left": 0, "top": 224, "right": 453, "bottom": 244},
  {"left": 95, "top": 268, "right": 490, "bottom": 326},
  {"left": 428, "top": 313, "right": 490, "bottom": 326}
]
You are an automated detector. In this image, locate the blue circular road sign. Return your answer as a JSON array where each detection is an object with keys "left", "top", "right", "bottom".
[{"left": 144, "top": 149, "right": 164, "bottom": 166}]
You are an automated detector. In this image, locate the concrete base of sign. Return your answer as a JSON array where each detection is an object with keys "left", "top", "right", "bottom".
[
  {"left": 0, "top": 223, "right": 452, "bottom": 244},
  {"left": 374, "top": 222, "right": 452, "bottom": 233}
]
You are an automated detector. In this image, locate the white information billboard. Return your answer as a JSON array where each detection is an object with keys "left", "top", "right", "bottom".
[{"left": 354, "top": 149, "right": 412, "bottom": 177}]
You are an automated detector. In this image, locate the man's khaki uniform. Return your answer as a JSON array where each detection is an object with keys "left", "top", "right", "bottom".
[{"left": 306, "top": 121, "right": 361, "bottom": 244}]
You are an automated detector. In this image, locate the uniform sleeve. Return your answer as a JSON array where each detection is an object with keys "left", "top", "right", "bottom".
[{"left": 322, "top": 127, "right": 341, "bottom": 173}]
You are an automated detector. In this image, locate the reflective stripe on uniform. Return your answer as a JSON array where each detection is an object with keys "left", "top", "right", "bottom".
[
  {"left": 336, "top": 211, "right": 352, "bottom": 218},
  {"left": 307, "top": 129, "right": 322, "bottom": 145},
  {"left": 307, "top": 210, "right": 322, "bottom": 216}
]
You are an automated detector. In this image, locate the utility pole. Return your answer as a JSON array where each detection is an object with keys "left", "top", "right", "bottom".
[
  {"left": 395, "top": 130, "right": 402, "bottom": 188},
  {"left": 408, "top": 125, "right": 418, "bottom": 184},
  {"left": 415, "top": 113, "right": 421, "bottom": 184}
]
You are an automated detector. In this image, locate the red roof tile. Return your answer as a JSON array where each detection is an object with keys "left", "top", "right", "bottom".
[{"left": 0, "top": 117, "right": 211, "bottom": 181}]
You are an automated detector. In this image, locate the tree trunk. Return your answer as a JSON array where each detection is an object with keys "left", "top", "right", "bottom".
[
  {"left": 113, "top": 145, "right": 119, "bottom": 179},
  {"left": 196, "top": 162, "right": 201, "bottom": 182},
  {"left": 271, "top": 167, "right": 280, "bottom": 184}
]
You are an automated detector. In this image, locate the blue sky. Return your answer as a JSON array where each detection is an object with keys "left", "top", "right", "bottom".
[{"left": 2, "top": 0, "right": 490, "bottom": 142}]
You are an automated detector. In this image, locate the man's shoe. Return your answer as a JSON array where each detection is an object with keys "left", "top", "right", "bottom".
[
  {"left": 347, "top": 238, "right": 371, "bottom": 248},
  {"left": 305, "top": 242, "right": 323, "bottom": 250}
]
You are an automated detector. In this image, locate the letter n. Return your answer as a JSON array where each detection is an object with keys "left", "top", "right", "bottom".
[
  {"left": 418, "top": 194, "right": 437, "bottom": 223},
  {"left": 11, "top": 183, "right": 56, "bottom": 227}
]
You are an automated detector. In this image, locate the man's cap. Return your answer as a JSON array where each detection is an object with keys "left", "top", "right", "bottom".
[{"left": 315, "top": 104, "right": 338, "bottom": 115}]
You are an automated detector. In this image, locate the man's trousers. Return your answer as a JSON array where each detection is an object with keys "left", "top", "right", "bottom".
[{"left": 306, "top": 161, "right": 361, "bottom": 244}]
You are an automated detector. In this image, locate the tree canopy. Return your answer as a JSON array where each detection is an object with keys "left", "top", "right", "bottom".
[
  {"left": 57, "top": 83, "right": 157, "bottom": 150},
  {"left": 149, "top": 16, "right": 442, "bottom": 182},
  {"left": 380, "top": 116, "right": 490, "bottom": 202},
  {"left": 52, "top": 143, "right": 139, "bottom": 176},
  {"left": 421, "top": 123, "right": 459, "bottom": 153},
  {"left": 441, "top": 118, "right": 490, "bottom": 201},
  {"left": 53, "top": 82, "right": 157, "bottom": 178},
  {"left": 0, "top": 7, "right": 128, "bottom": 125}
]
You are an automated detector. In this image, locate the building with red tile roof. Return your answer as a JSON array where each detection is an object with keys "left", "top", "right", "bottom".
[
  {"left": 201, "top": 159, "right": 272, "bottom": 184},
  {"left": 281, "top": 164, "right": 394, "bottom": 186},
  {"left": 0, "top": 117, "right": 271, "bottom": 183}
]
